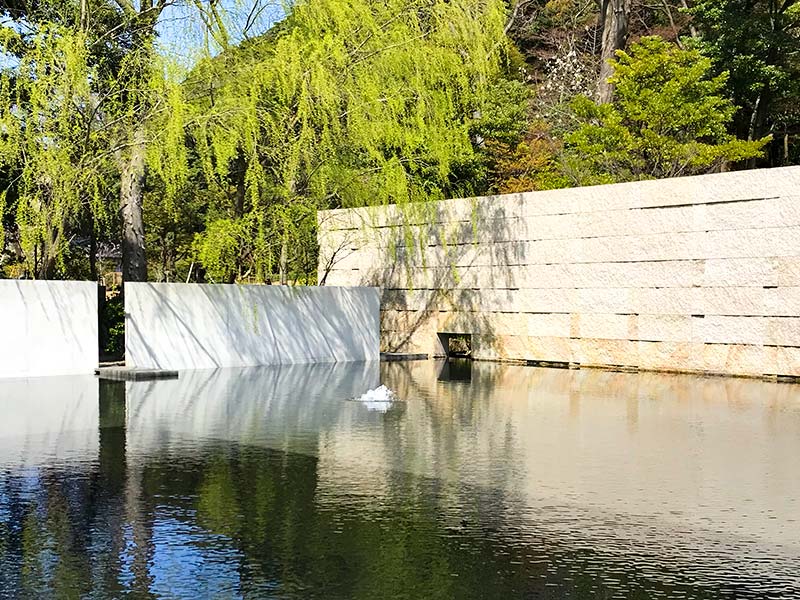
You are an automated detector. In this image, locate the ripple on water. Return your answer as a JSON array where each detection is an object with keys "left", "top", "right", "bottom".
[{"left": 0, "top": 361, "right": 798, "bottom": 598}]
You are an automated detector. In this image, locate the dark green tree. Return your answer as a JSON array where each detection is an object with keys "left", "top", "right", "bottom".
[
  {"left": 689, "top": 0, "right": 800, "bottom": 165},
  {"left": 564, "top": 36, "right": 768, "bottom": 182}
]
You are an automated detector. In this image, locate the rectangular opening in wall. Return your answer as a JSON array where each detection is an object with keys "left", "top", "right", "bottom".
[
  {"left": 437, "top": 333, "right": 472, "bottom": 358},
  {"left": 99, "top": 285, "right": 125, "bottom": 364}
]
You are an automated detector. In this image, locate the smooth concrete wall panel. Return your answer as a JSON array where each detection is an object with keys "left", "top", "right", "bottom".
[
  {"left": 319, "top": 167, "right": 800, "bottom": 378},
  {"left": 125, "top": 283, "right": 380, "bottom": 370},
  {"left": 0, "top": 280, "right": 98, "bottom": 378}
]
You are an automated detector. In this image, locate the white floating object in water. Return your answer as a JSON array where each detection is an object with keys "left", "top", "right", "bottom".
[{"left": 356, "top": 384, "right": 396, "bottom": 403}]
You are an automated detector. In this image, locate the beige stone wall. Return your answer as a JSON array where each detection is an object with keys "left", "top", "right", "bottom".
[{"left": 318, "top": 167, "right": 800, "bottom": 377}]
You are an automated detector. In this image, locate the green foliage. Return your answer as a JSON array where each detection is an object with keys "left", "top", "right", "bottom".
[
  {"left": 100, "top": 293, "right": 125, "bottom": 359},
  {"left": 443, "top": 76, "right": 532, "bottom": 197},
  {"left": 564, "top": 37, "right": 768, "bottom": 182},
  {"left": 195, "top": 217, "right": 250, "bottom": 283},
  {"left": 688, "top": 0, "right": 800, "bottom": 162},
  {"left": 486, "top": 121, "right": 570, "bottom": 193},
  {"left": 153, "top": 0, "right": 512, "bottom": 282},
  {"left": 0, "top": 24, "right": 115, "bottom": 278},
  {"left": 2, "top": 0, "right": 795, "bottom": 284},
  {"left": 143, "top": 153, "right": 210, "bottom": 283},
  {"left": 0, "top": 0, "right": 206, "bottom": 281},
  {"left": 0, "top": 189, "right": 6, "bottom": 256}
]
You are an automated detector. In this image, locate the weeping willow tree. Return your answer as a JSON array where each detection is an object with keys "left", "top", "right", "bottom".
[
  {"left": 0, "top": 25, "right": 115, "bottom": 279},
  {"left": 0, "top": 0, "right": 514, "bottom": 282},
  {"left": 0, "top": 0, "right": 234, "bottom": 281},
  {"left": 157, "top": 0, "right": 512, "bottom": 283}
]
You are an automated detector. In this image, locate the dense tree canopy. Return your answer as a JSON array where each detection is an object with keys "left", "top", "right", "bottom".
[
  {"left": 168, "top": 0, "right": 513, "bottom": 283},
  {"left": 565, "top": 37, "right": 767, "bottom": 182},
  {"left": 0, "top": 0, "right": 796, "bottom": 283},
  {"left": 689, "top": 0, "right": 800, "bottom": 165}
]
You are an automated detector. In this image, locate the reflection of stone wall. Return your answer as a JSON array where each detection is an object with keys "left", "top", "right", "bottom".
[
  {"left": 0, "top": 280, "right": 98, "bottom": 378},
  {"left": 0, "top": 375, "right": 99, "bottom": 467},
  {"left": 318, "top": 167, "right": 800, "bottom": 377},
  {"left": 125, "top": 283, "right": 380, "bottom": 370},
  {"left": 363, "top": 361, "right": 800, "bottom": 554}
]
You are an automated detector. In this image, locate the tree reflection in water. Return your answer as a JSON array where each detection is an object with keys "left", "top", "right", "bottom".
[{"left": 1, "top": 361, "right": 799, "bottom": 599}]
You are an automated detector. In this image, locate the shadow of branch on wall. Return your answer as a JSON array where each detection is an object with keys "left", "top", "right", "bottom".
[
  {"left": 125, "top": 283, "right": 379, "bottom": 370},
  {"left": 318, "top": 193, "right": 531, "bottom": 357},
  {"left": 1, "top": 281, "right": 97, "bottom": 377}
]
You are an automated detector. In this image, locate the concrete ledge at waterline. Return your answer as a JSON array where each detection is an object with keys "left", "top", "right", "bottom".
[
  {"left": 95, "top": 367, "right": 179, "bottom": 381},
  {"left": 0, "top": 280, "right": 98, "bottom": 378},
  {"left": 125, "top": 282, "right": 381, "bottom": 371}
]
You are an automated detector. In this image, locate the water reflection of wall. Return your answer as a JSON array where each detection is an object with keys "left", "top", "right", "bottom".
[
  {"left": 1, "top": 361, "right": 799, "bottom": 597},
  {"left": 314, "top": 361, "right": 800, "bottom": 558},
  {"left": 119, "top": 358, "right": 800, "bottom": 555},
  {"left": 124, "top": 362, "right": 380, "bottom": 457},
  {"left": 0, "top": 375, "right": 99, "bottom": 468},
  {"left": 2, "top": 362, "right": 798, "bottom": 554}
]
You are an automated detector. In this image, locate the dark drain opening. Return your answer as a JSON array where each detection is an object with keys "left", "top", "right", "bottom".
[{"left": 437, "top": 333, "right": 472, "bottom": 358}]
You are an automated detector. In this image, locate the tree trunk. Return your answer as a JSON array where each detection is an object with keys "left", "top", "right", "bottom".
[
  {"left": 679, "top": 0, "right": 698, "bottom": 39},
  {"left": 746, "top": 84, "right": 771, "bottom": 168},
  {"left": 784, "top": 130, "right": 790, "bottom": 165},
  {"left": 39, "top": 225, "right": 59, "bottom": 279},
  {"left": 38, "top": 247, "right": 56, "bottom": 280},
  {"left": 120, "top": 127, "right": 148, "bottom": 282},
  {"left": 596, "top": 0, "right": 630, "bottom": 104},
  {"left": 234, "top": 154, "right": 247, "bottom": 219},
  {"left": 90, "top": 224, "right": 97, "bottom": 281},
  {"left": 160, "top": 233, "right": 168, "bottom": 282},
  {"left": 279, "top": 234, "right": 288, "bottom": 285}
]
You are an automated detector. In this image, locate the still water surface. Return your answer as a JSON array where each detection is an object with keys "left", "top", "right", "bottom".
[{"left": 0, "top": 360, "right": 799, "bottom": 599}]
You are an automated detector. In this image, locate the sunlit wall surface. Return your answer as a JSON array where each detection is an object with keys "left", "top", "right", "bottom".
[
  {"left": 125, "top": 283, "right": 380, "bottom": 370},
  {"left": 318, "top": 166, "right": 800, "bottom": 377},
  {"left": 0, "top": 281, "right": 98, "bottom": 378}
]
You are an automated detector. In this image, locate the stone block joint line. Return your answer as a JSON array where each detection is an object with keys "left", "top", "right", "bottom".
[{"left": 318, "top": 167, "right": 800, "bottom": 379}]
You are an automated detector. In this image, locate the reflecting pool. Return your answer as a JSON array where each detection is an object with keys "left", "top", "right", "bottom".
[{"left": 1, "top": 360, "right": 799, "bottom": 598}]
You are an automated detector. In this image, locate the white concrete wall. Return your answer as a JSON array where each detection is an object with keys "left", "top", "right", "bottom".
[
  {"left": 318, "top": 166, "right": 800, "bottom": 378},
  {"left": 125, "top": 283, "right": 380, "bottom": 370},
  {"left": 0, "top": 280, "right": 98, "bottom": 378}
]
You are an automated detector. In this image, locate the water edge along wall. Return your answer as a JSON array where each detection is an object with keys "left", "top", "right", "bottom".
[
  {"left": 125, "top": 282, "right": 380, "bottom": 370},
  {"left": 317, "top": 166, "right": 800, "bottom": 379}
]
